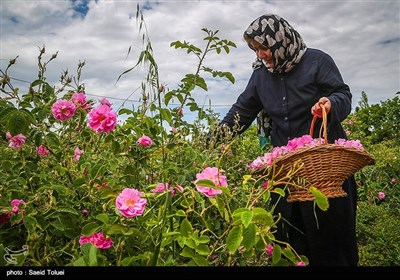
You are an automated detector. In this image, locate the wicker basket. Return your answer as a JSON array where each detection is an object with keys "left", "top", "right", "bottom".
[{"left": 255, "top": 106, "right": 376, "bottom": 202}]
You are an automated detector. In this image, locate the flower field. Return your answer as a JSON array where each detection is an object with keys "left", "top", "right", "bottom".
[{"left": 1, "top": 12, "right": 399, "bottom": 267}]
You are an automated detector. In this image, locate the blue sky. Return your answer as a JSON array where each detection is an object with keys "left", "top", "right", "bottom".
[{"left": 1, "top": 0, "right": 399, "bottom": 124}]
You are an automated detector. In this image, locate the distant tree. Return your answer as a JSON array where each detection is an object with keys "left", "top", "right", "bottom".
[{"left": 347, "top": 92, "right": 400, "bottom": 144}]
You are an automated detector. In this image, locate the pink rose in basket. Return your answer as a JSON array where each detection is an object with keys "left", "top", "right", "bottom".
[{"left": 249, "top": 135, "right": 366, "bottom": 172}]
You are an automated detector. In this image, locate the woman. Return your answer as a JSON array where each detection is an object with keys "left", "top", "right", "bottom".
[{"left": 218, "top": 14, "right": 358, "bottom": 266}]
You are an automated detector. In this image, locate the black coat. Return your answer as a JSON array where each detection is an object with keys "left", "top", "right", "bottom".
[{"left": 221, "top": 48, "right": 358, "bottom": 266}]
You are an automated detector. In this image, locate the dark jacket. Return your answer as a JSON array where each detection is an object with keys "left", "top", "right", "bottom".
[{"left": 221, "top": 48, "right": 351, "bottom": 146}]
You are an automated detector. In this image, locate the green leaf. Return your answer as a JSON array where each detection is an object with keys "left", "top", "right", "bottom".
[
  {"left": 242, "top": 223, "right": 256, "bottom": 250},
  {"left": 30, "top": 79, "right": 43, "bottom": 87},
  {"left": 198, "top": 235, "right": 210, "bottom": 244},
  {"left": 180, "top": 247, "right": 195, "bottom": 258},
  {"left": 226, "top": 225, "right": 243, "bottom": 254},
  {"left": 163, "top": 231, "right": 182, "bottom": 238},
  {"left": 192, "top": 255, "right": 209, "bottom": 266},
  {"left": 272, "top": 244, "right": 282, "bottom": 264},
  {"left": 185, "top": 238, "right": 196, "bottom": 249},
  {"left": 90, "top": 164, "right": 107, "bottom": 179},
  {"left": 2, "top": 161, "right": 13, "bottom": 171},
  {"left": 281, "top": 247, "right": 296, "bottom": 263},
  {"left": 96, "top": 213, "right": 109, "bottom": 224},
  {"left": 0, "top": 106, "right": 17, "bottom": 122},
  {"left": 252, "top": 207, "right": 274, "bottom": 226},
  {"left": 112, "top": 140, "right": 120, "bottom": 154},
  {"left": 81, "top": 222, "right": 101, "bottom": 236},
  {"left": 30, "top": 129, "right": 43, "bottom": 146},
  {"left": 159, "top": 108, "right": 172, "bottom": 123},
  {"left": 195, "top": 244, "right": 210, "bottom": 256},
  {"left": 118, "top": 108, "right": 134, "bottom": 115},
  {"left": 7, "top": 110, "right": 30, "bottom": 135},
  {"left": 164, "top": 91, "right": 175, "bottom": 106},
  {"left": 194, "top": 76, "right": 207, "bottom": 91},
  {"left": 10, "top": 214, "right": 23, "bottom": 226},
  {"left": 88, "top": 244, "right": 98, "bottom": 266},
  {"left": 57, "top": 207, "right": 79, "bottom": 216},
  {"left": 224, "top": 72, "right": 235, "bottom": 84},
  {"left": 232, "top": 208, "right": 248, "bottom": 225},
  {"left": 25, "top": 162, "right": 38, "bottom": 172},
  {"left": 51, "top": 220, "right": 64, "bottom": 231},
  {"left": 18, "top": 108, "right": 36, "bottom": 124},
  {"left": 272, "top": 187, "right": 285, "bottom": 197},
  {"left": 73, "top": 178, "right": 86, "bottom": 188},
  {"left": 274, "top": 258, "right": 290, "bottom": 266},
  {"left": 23, "top": 215, "right": 37, "bottom": 233},
  {"left": 45, "top": 132, "right": 60, "bottom": 147},
  {"left": 106, "top": 224, "right": 130, "bottom": 235},
  {"left": 73, "top": 257, "right": 87, "bottom": 266},
  {"left": 310, "top": 186, "right": 329, "bottom": 211},
  {"left": 37, "top": 184, "right": 69, "bottom": 194},
  {"left": 194, "top": 179, "right": 216, "bottom": 188},
  {"left": 241, "top": 209, "right": 253, "bottom": 228}
]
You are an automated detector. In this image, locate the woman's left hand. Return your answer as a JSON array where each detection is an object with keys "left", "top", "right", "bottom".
[{"left": 311, "top": 97, "right": 331, "bottom": 118}]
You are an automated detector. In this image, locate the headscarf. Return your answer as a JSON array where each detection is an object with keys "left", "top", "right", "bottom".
[{"left": 244, "top": 14, "right": 307, "bottom": 74}]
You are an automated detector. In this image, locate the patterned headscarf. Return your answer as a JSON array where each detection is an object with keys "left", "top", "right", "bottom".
[{"left": 244, "top": 14, "right": 307, "bottom": 74}]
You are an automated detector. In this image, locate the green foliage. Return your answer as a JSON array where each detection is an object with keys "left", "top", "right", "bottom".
[
  {"left": 343, "top": 93, "right": 400, "bottom": 266},
  {"left": 0, "top": 7, "right": 398, "bottom": 267},
  {"left": 0, "top": 8, "right": 305, "bottom": 267},
  {"left": 343, "top": 91, "right": 400, "bottom": 145},
  {"left": 357, "top": 201, "right": 400, "bottom": 266}
]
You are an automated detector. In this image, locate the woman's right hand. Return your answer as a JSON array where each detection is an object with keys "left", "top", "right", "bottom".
[{"left": 311, "top": 97, "right": 331, "bottom": 118}]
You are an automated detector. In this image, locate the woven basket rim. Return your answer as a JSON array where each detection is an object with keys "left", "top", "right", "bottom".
[
  {"left": 251, "top": 143, "right": 376, "bottom": 175},
  {"left": 276, "top": 143, "right": 375, "bottom": 165}
]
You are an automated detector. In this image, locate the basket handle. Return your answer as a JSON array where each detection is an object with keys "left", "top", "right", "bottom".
[{"left": 309, "top": 103, "right": 328, "bottom": 144}]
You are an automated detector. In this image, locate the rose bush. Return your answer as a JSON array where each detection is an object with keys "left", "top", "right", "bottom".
[
  {"left": 0, "top": 16, "right": 307, "bottom": 266},
  {"left": 1, "top": 8, "right": 399, "bottom": 267}
]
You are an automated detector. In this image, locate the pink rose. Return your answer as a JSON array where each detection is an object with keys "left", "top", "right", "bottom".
[
  {"left": 37, "top": 145, "right": 49, "bottom": 156},
  {"left": 52, "top": 99, "right": 76, "bottom": 121},
  {"left": 99, "top": 98, "right": 111, "bottom": 107},
  {"left": 6, "top": 132, "right": 26, "bottom": 149},
  {"left": 88, "top": 105, "right": 117, "bottom": 134},
  {"left": 74, "top": 147, "right": 84, "bottom": 162},
  {"left": 151, "top": 183, "right": 168, "bottom": 193},
  {"left": 265, "top": 244, "right": 273, "bottom": 256},
  {"left": 378, "top": 192, "right": 385, "bottom": 200},
  {"left": 195, "top": 167, "right": 227, "bottom": 198},
  {"left": 115, "top": 188, "right": 147, "bottom": 218},
  {"left": 79, "top": 231, "right": 113, "bottom": 249},
  {"left": 11, "top": 199, "right": 26, "bottom": 213},
  {"left": 137, "top": 135, "right": 153, "bottom": 147},
  {"left": 71, "top": 92, "right": 92, "bottom": 110}
]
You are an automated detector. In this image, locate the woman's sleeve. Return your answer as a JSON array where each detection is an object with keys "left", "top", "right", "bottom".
[
  {"left": 317, "top": 53, "right": 352, "bottom": 124},
  {"left": 219, "top": 73, "right": 264, "bottom": 134}
]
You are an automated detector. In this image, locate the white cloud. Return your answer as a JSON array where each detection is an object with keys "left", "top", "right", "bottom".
[{"left": 1, "top": 0, "right": 399, "bottom": 120}]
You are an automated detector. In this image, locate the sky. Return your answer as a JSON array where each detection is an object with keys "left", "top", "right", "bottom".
[{"left": 1, "top": 0, "right": 399, "bottom": 124}]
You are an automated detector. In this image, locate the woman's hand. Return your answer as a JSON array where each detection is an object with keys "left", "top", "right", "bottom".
[{"left": 311, "top": 97, "right": 331, "bottom": 118}]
